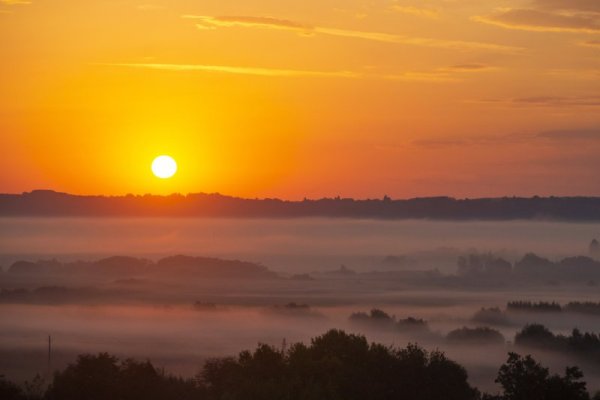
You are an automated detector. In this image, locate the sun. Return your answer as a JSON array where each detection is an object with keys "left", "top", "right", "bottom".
[{"left": 151, "top": 155, "right": 177, "bottom": 179}]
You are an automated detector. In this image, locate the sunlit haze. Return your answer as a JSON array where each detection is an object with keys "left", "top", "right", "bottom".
[{"left": 1, "top": 0, "right": 599, "bottom": 198}]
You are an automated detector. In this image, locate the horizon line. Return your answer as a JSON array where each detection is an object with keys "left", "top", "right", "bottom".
[{"left": 2, "top": 189, "right": 600, "bottom": 202}]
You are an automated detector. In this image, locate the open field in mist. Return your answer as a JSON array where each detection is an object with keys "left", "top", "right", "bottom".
[{"left": 1, "top": 217, "right": 600, "bottom": 394}]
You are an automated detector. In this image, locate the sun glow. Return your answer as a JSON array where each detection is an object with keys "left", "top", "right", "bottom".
[{"left": 151, "top": 155, "right": 177, "bottom": 179}]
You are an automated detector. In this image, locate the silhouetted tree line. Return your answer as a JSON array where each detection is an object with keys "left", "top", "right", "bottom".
[
  {"left": 2, "top": 330, "right": 597, "bottom": 400},
  {"left": 446, "top": 327, "right": 505, "bottom": 345},
  {"left": 457, "top": 253, "right": 600, "bottom": 284},
  {"left": 472, "top": 307, "right": 511, "bottom": 326},
  {"left": 507, "top": 301, "right": 562, "bottom": 312},
  {"left": 505, "top": 301, "right": 600, "bottom": 315},
  {"left": 515, "top": 324, "right": 600, "bottom": 363},
  {"left": 3, "top": 190, "right": 600, "bottom": 220},
  {"left": 349, "top": 308, "right": 429, "bottom": 333}
]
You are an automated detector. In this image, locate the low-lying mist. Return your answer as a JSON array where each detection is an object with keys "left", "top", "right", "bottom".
[{"left": 1, "top": 217, "right": 600, "bottom": 394}]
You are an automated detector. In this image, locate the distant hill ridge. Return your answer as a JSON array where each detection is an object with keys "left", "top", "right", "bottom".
[
  {"left": 1, "top": 190, "right": 600, "bottom": 220},
  {"left": 6, "top": 255, "right": 277, "bottom": 279}
]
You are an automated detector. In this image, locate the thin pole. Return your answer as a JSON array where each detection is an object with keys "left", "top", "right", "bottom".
[{"left": 48, "top": 335, "right": 51, "bottom": 375}]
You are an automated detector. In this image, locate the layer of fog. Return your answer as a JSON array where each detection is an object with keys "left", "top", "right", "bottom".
[
  {"left": 1, "top": 218, "right": 599, "bottom": 274},
  {"left": 2, "top": 298, "right": 600, "bottom": 394},
  {"left": 2, "top": 217, "right": 600, "bottom": 394}
]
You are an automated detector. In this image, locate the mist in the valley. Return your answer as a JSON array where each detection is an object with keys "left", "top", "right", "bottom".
[{"left": 1, "top": 217, "right": 600, "bottom": 395}]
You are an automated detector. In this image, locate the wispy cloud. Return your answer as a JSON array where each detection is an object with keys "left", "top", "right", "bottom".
[
  {"left": 512, "top": 95, "right": 600, "bottom": 107},
  {"left": 533, "top": 0, "right": 600, "bottom": 13},
  {"left": 476, "top": 95, "right": 600, "bottom": 108},
  {"left": 474, "top": 8, "right": 600, "bottom": 33},
  {"left": 101, "top": 63, "right": 359, "bottom": 78},
  {"left": 442, "top": 63, "right": 497, "bottom": 72},
  {"left": 412, "top": 128, "right": 600, "bottom": 148},
  {"left": 101, "top": 61, "right": 497, "bottom": 83},
  {"left": 412, "top": 134, "right": 525, "bottom": 148},
  {"left": 183, "top": 15, "right": 522, "bottom": 53},
  {"left": 537, "top": 128, "right": 600, "bottom": 140},
  {"left": 579, "top": 39, "right": 600, "bottom": 47}
]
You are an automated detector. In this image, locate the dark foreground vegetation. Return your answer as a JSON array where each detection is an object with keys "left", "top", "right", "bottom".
[{"left": 1, "top": 330, "right": 597, "bottom": 400}]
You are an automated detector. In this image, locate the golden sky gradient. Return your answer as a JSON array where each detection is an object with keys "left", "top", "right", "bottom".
[{"left": 1, "top": 0, "right": 599, "bottom": 198}]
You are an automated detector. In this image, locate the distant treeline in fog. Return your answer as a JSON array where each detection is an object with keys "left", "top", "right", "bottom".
[
  {"left": 456, "top": 253, "right": 600, "bottom": 284},
  {"left": 0, "top": 330, "right": 596, "bottom": 400},
  {"left": 2, "top": 190, "right": 600, "bottom": 220},
  {"left": 3, "top": 255, "right": 275, "bottom": 279}
]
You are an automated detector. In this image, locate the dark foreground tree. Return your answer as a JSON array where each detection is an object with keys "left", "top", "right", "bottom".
[
  {"left": 491, "top": 352, "right": 589, "bottom": 400},
  {"left": 2, "top": 330, "right": 597, "bottom": 400},
  {"left": 45, "top": 353, "right": 201, "bottom": 400},
  {"left": 199, "top": 329, "right": 480, "bottom": 400}
]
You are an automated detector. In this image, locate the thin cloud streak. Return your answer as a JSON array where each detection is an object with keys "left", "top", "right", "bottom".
[
  {"left": 412, "top": 128, "right": 600, "bottom": 149},
  {"left": 183, "top": 15, "right": 522, "bottom": 53},
  {"left": 473, "top": 8, "right": 600, "bottom": 33},
  {"left": 101, "top": 62, "right": 497, "bottom": 83},
  {"left": 101, "top": 63, "right": 360, "bottom": 78}
]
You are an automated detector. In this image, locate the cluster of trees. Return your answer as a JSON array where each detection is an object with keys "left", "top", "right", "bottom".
[
  {"left": 472, "top": 307, "right": 511, "bottom": 326},
  {"left": 507, "top": 301, "right": 562, "bottom": 312},
  {"left": 349, "top": 309, "right": 429, "bottom": 333},
  {"left": 506, "top": 301, "right": 600, "bottom": 315},
  {"left": 515, "top": 324, "right": 600, "bottom": 363},
  {"left": 2, "top": 330, "right": 597, "bottom": 400},
  {"left": 472, "top": 302, "right": 600, "bottom": 327},
  {"left": 483, "top": 353, "right": 592, "bottom": 400},
  {"left": 457, "top": 253, "right": 600, "bottom": 284},
  {"left": 446, "top": 327, "right": 505, "bottom": 345}
]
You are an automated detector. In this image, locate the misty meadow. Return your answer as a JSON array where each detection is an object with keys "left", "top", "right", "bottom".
[{"left": 1, "top": 217, "right": 600, "bottom": 399}]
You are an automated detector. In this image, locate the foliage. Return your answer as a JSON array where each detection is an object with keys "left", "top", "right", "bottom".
[
  {"left": 515, "top": 324, "right": 600, "bottom": 363},
  {"left": 45, "top": 353, "right": 201, "bottom": 400},
  {"left": 494, "top": 353, "right": 589, "bottom": 400},
  {"left": 446, "top": 327, "right": 505, "bottom": 345},
  {"left": 199, "top": 329, "right": 479, "bottom": 400}
]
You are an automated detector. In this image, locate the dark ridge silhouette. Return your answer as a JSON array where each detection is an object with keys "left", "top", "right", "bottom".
[
  {"left": 2, "top": 190, "right": 600, "bottom": 220},
  {"left": 1, "top": 330, "right": 595, "bottom": 400}
]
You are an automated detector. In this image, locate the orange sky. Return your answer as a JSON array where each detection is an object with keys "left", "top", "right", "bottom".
[{"left": 1, "top": 0, "right": 599, "bottom": 199}]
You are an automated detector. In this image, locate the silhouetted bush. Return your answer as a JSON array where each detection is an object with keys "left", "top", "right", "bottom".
[
  {"left": 515, "top": 324, "right": 600, "bottom": 363},
  {"left": 0, "top": 375, "right": 26, "bottom": 400},
  {"left": 45, "top": 353, "right": 201, "bottom": 400},
  {"left": 349, "top": 309, "right": 430, "bottom": 334},
  {"left": 493, "top": 353, "right": 590, "bottom": 400},
  {"left": 472, "top": 307, "right": 511, "bottom": 326},
  {"left": 1, "top": 330, "right": 598, "bottom": 400},
  {"left": 349, "top": 308, "right": 395, "bottom": 329},
  {"left": 446, "top": 327, "right": 505, "bottom": 345},
  {"left": 199, "top": 329, "right": 480, "bottom": 400}
]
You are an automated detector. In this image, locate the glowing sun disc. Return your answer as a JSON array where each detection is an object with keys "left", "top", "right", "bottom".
[{"left": 152, "top": 155, "right": 177, "bottom": 179}]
